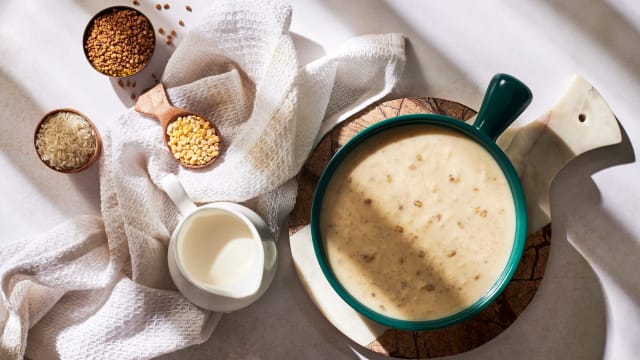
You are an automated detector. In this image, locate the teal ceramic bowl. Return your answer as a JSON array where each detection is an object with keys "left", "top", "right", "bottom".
[{"left": 310, "top": 74, "right": 531, "bottom": 330}]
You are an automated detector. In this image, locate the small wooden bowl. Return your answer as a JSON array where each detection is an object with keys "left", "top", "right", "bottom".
[
  {"left": 34, "top": 108, "right": 102, "bottom": 173},
  {"left": 135, "top": 83, "right": 223, "bottom": 169},
  {"left": 82, "top": 6, "right": 155, "bottom": 77}
]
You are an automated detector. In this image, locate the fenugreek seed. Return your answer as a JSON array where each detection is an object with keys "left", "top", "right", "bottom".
[
  {"left": 179, "top": 19, "right": 185, "bottom": 26},
  {"left": 163, "top": 3, "right": 170, "bottom": 9},
  {"left": 414, "top": 200, "right": 423, "bottom": 207},
  {"left": 166, "top": 40, "right": 173, "bottom": 46},
  {"left": 185, "top": 5, "right": 192, "bottom": 12},
  {"left": 359, "top": 253, "right": 376, "bottom": 263},
  {"left": 156, "top": 4, "right": 162, "bottom": 10},
  {"left": 170, "top": 30, "right": 177, "bottom": 36},
  {"left": 117, "top": 79, "right": 124, "bottom": 88},
  {"left": 158, "top": 27, "right": 164, "bottom": 34},
  {"left": 423, "top": 284, "right": 435, "bottom": 292}
]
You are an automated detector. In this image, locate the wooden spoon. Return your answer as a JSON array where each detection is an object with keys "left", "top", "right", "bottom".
[{"left": 135, "top": 83, "right": 222, "bottom": 169}]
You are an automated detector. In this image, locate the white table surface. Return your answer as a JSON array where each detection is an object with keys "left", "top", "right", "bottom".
[{"left": 1, "top": 0, "right": 639, "bottom": 359}]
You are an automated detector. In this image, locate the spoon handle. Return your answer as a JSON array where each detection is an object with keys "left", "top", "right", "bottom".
[{"left": 135, "top": 83, "right": 186, "bottom": 130}]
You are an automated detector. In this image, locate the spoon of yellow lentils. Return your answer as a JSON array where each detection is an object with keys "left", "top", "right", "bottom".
[{"left": 135, "top": 83, "right": 222, "bottom": 168}]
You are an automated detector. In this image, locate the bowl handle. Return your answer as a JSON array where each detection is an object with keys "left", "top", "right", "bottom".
[
  {"left": 473, "top": 73, "right": 533, "bottom": 140},
  {"left": 160, "top": 174, "right": 197, "bottom": 216}
]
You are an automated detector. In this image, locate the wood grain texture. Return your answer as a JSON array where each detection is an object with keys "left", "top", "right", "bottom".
[{"left": 289, "top": 97, "right": 551, "bottom": 358}]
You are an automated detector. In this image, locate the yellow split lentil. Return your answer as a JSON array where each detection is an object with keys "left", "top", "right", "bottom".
[{"left": 166, "top": 115, "right": 220, "bottom": 166}]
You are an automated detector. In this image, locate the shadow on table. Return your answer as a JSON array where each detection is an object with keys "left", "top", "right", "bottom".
[
  {"left": 316, "top": 0, "right": 478, "bottom": 104},
  {"left": 0, "top": 68, "right": 101, "bottom": 215},
  {"left": 540, "top": 0, "right": 640, "bottom": 84},
  {"left": 560, "top": 120, "right": 637, "bottom": 291},
  {"left": 549, "top": 121, "right": 638, "bottom": 354}
]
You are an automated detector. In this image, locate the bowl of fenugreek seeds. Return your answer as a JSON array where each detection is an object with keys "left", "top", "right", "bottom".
[
  {"left": 34, "top": 109, "right": 102, "bottom": 173},
  {"left": 83, "top": 6, "right": 155, "bottom": 77}
]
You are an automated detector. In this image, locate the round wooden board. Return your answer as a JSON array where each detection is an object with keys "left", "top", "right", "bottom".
[{"left": 289, "top": 97, "right": 551, "bottom": 358}]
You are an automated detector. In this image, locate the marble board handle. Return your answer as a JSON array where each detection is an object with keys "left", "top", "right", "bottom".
[{"left": 497, "top": 75, "right": 622, "bottom": 233}]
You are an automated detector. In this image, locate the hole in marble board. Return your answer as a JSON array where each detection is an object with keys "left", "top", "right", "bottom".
[{"left": 578, "top": 113, "right": 587, "bottom": 123}]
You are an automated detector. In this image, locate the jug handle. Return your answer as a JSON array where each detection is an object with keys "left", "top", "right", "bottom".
[{"left": 160, "top": 174, "right": 197, "bottom": 216}]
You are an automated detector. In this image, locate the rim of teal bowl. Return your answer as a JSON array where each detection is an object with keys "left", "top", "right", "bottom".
[{"left": 310, "top": 113, "right": 528, "bottom": 331}]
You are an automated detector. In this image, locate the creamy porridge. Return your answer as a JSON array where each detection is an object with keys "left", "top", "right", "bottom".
[{"left": 320, "top": 125, "right": 516, "bottom": 321}]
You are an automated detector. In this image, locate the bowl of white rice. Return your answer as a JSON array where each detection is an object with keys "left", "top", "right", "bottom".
[{"left": 34, "top": 108, "right": 101, "bottom": 173}]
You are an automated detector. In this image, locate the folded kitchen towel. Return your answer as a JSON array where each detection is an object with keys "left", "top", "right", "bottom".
[{"left": 0, "top": 0, "right": 405, "bottom": 359}]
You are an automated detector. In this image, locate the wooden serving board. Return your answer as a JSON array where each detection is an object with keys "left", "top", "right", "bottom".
[{"left": 289, "top": 97, "right": 551, "bottom": 358}]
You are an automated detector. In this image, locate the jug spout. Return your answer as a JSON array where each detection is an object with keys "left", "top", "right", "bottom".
[{"left": 202, "top": 255, "right": 265, "bottom": 300}]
